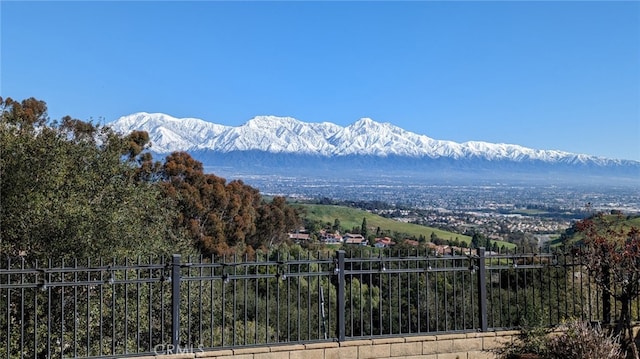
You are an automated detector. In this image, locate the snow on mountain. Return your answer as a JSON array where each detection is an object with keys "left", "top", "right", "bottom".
[
  {"left": 107, "top": 112, "right": 634, "bottom": 166},
  {"left": 207, "top": 116, "right": 342, "bottom": 154},
  {"left": 110, "top": 112, "right": 230, "bottom": 153}
]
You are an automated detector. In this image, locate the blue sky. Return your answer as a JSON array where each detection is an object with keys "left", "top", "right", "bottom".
[{"left": 2, "top": 1, "right": 639, "bottom": 161}]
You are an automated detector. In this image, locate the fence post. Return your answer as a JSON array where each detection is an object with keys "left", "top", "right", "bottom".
[
  {"left": 476, "top": 247, "right": 488, "bottom": 331},
  {"left": 336, "top": 250, "right": 345, "bottom": 342},
  {"left": 602, "top": 265, "right": 611, "bottom": 324},
  {"left": 171, "top": 254, "right": 181, "bottom": 350}
]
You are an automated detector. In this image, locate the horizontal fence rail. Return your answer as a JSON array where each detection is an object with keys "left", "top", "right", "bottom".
[
  {"left": 1, "top": 248, "right": 639, "bottom": 358},
  {"left": 0, "top": 256, "right": 174, "bottom": 358}
]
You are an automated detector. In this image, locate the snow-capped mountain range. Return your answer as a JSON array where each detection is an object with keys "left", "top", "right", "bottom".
[{"left": 109, "top": 112, "right": 636, "bottom": 167}]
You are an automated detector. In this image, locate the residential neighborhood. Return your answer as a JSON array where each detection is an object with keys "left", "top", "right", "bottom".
[{"left": 291, "top": 229, "right": 490, "bottom": 256}]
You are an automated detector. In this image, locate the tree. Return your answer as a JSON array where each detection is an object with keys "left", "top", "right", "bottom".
[
  {"left": 159, "top": 151, "right": 301, "bottom": 255},
  {"left": 0, "top": 97, "right": 191, "bottom": 260},
  {"left": 471, "top": 232, "right": 482, "bottom": 249},
  {"left": 360, "top": 218, "right": 368, "bottom": 239},
  {"left": 251, "top": 196, "right": 301, "bottom": 250},
  {"left": 332, "top": 218, "right": 341, "bottom": 232},
  {"left": 576, "top": 213, "right": 640, "bottom": 359},
  {"left": 161, "top": 152, "right": 244, "bottom": 255}
]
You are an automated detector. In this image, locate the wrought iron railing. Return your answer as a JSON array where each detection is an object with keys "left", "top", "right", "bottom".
[{"left": 1, "top": 248, "right": 638, "bottom": 358}]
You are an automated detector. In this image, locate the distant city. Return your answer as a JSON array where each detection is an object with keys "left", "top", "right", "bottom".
[
  {"left": 207, "top": 167, "right": 640, "bottom": 246},
  {"left": 215, "top": 170, "right": 640, "bottom": 213}
]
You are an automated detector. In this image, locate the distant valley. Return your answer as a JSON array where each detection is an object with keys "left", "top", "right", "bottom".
[{"left": 109, "top": 112, "right": 640, "bottom": 234}]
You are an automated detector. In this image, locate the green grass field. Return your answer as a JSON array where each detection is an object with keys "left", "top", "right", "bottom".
[{"left": 295, "top": 203, "right": 516, "bottom": 249}]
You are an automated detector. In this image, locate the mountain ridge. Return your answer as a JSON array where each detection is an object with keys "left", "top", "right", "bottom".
[{"left": 108, "top": 112, "right": 638, "bottom": 167}]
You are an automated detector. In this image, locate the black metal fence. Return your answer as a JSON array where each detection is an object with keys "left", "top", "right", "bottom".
[{"left": 1, "top": 248, "right": 638, "bottom": 358}]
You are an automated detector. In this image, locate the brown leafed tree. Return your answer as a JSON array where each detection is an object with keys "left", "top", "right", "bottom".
[
  {"left": 249, "top": 196, "right": 302, "bottom": 250},
  {"left": 159, "top": 152, "right": 298, "bottom": 255},
  {"left": 160, "top": 152, "right": 225, "bottom": 254},
  {"left": 223, "top": 180, "right": 260, "bottom": 247},
  {"left": 576, "top": 213, "right": 640, "bottom": 359}
]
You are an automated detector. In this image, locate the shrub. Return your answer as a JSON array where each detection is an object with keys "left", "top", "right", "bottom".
[
  {"left": 493, "top": 324, "right": 550, "bottom": 358},
  {"left": 493, "top": 306, "right": 550, "bottom": 359},
  {"left": 493, "top": 320, "right": 624, "bottom": 359},
  {"left": 545, "top": 320, "right": 622, "bottom": 359}
]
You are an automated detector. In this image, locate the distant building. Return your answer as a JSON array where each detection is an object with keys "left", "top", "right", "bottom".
[
  {"left": 374, "top": 237, "right": 395, "bottom": 248},
  {"left": 343, "top": 233, "right": 368, "bottom": 246},
  {"left": 403, "top": 239, "right": 419, "bottom": 247},
  {"left": 319, "top": 229, "right": 342, "bottom": 244},
  {"left": 288, "top": 232, "right": 310, "bottom": 241}
]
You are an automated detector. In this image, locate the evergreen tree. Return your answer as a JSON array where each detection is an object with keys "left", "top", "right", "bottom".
[
  {"left": 333, "top": 218, "right": 341, "bottom": 232},
  {"left": 361, "top": 217, "right": 368, "bottom": 238},
  {"left": 471, "top": 232, "right": 481, "bottom": 249}
]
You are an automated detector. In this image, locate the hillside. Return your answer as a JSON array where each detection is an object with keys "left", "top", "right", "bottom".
[
  {"left": 554, "top": 213, "right": 640, "bottom": 246},
  {"left": 296, "top": 203, "right": 516, "bottom": 249}
]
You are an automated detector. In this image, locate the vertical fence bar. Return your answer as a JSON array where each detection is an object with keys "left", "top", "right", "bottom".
[
  {"left": 35, "top": 259, "right": 40, "bottom": 358},
  {"left": 476, "top": 247, "right": 488, "bottom": 332},
  {"left": 602, "top": 264, "right": 611, "bottom": 324},
  {"left": 111, "top": 259, "right": 116, "bottom": 356},
  {"left": 73, "top": 259, "right": 78, "bottom": 357},
  {"left": 187, "top": 256, "right": 193, "bottom": 347},
  {"left": 47, "top": 259, "right": 52, "bottom": 357},
  {"left": 4, "top": 258, "right": 8, "bottom": 359},
  {"left": 19, "top": 258, "right": 24, "bottom": 359},
  {"left": 136, "top": 257, "right": 141, "bottom": 353},
  {"left": 336, "top": 250, "right": 345, "bottom": 342},
  {"left": 171, "top": 254, "right": 181, "bottom": 350}
]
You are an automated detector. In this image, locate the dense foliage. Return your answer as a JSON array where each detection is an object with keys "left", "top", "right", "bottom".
[{"left": 0, "top": 97, "right": 301, "bottom": 260}]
